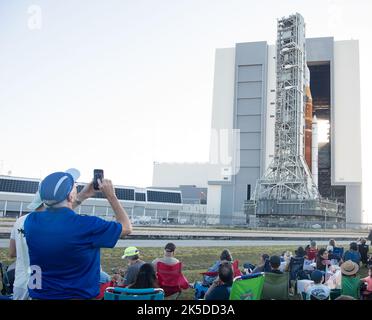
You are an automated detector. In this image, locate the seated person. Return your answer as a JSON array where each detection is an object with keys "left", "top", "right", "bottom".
[
  {"left": 316, "top": 248, "right": 331, "bottom": 272},
  {"left": 305, "top": 270, "right": 330, "bottom": 300},
  {"left": 122, "top": 246, "right": 145, "bottom": 286},
  {"left": 127, "top": 263, "right": 159, "bottom": 289},
  {"left": 326, "top": 239, "right": 336, "bottom": 253},
  {"left": 306, "top": 241, "right": 318, "bottom": 261},
  {"left": 205, "top": 262, "right": 233, "bottom": 300},
  {"left": 278, "top": 251, "right": 292, "bottom": 272},
  {"left": 252, "top": 254, "right": 270, "bottom": 273},
  {"left": 358, "top": 238, "right": 369, "bottom": 266},
  {"left": 152, "top": 243, "right": 179, "bottom": 271},
  {"left": 203, "top": 249, "right": 233, "bottom": 285},
  {"left": 268, "top": 255, "right": 283, "bottom": 274},
  {"left": 340, "top": 260, "right": 361, "bottom": 299},
  {"left": 343, "top": 242, "right": 361, "bottom": 265},
  {"left": 361, "top": 266, "right": 372, "bottom": 299}
]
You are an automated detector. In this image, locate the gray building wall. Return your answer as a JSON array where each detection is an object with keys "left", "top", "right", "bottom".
[{"left": 219, "top": 41, "right": 269, "bottom": 223}]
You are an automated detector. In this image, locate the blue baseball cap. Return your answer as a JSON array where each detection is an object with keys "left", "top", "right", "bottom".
[
  {"left": 311, "top": 270, "right": 323, "bottom": 283},
  {"left": 39, "top": 168, "right": 80, "bottom": 206}
]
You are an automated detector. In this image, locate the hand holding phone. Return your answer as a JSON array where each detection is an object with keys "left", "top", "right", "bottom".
[{"left": 93, "top": 169, "right": 104, "bottom": 190}]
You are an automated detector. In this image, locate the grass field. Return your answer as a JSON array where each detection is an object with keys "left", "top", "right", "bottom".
[{"left": 1, "top": 246, "right": 368, "bottom": 300}]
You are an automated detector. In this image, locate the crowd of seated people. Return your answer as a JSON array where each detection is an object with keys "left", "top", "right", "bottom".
[
  {"left": 2, "top": 173, "right": 371, "bottom": 302},
  {"left": 3, "top": 236, "right": 372, "bottom": 300}
]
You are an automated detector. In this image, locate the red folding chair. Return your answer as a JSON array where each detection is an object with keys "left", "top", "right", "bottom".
[
  {"left": 232, "top": 260, "right": 242, "bottom": 277},
  {"left": 156, "top": 262, "right": 189, "bottom": 298}
]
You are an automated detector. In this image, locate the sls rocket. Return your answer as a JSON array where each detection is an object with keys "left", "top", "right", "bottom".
[{"left": 312, "top": 115, "right": 318, "bottom": 186}]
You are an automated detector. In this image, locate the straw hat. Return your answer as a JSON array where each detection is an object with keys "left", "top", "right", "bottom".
[{"left": 340, "top": 260, "right": 359, "bottom": 276}]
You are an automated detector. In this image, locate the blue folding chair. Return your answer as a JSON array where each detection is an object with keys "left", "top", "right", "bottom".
[
  {"left": 104, "top": 287, "right": 164, "bottom": 300},
  {"left": 288, "top": 257, "right": 304, "bottom": 282}
]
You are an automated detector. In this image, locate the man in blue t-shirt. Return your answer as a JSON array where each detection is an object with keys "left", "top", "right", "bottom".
[
  {"left": 24, "top": 169, "right": 132, "bottom": 299},
  {"left": 205, "top": 262, "right": 233, "bottom": 300}
]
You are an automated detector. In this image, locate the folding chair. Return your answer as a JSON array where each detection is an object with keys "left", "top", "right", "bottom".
[
  {"left": 232, "top": 260, "right": 242, "bottom": 277},
  {"left": 229, "top": 273, "right": 265, "bottom": 300},
  {"left": 330, "top": 289, "right": 342, "bottom": 300},
  {"left": 104, "top": 287, "right": 164, "bottom": 300},
  {"left": 156, "top": 262, "right": 189, "bottom": 298},
  {"left": 261, "top": 272, "right": 289, "bottom": 300},
  {"left": 288, "top": 257, "right": 305, "bottom": 280}
]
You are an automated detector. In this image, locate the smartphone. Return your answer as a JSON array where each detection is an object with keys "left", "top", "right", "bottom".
[{"left": 93, "top": 169, "right": 104, "bottom": 190}]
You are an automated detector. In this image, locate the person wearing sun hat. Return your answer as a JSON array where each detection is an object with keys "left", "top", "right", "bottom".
[
  {"left": 341, "top": 259, "right": 360, "bottom": 276},
  {"left": 23, "top": 168, "right": 132, "bottom": 300},
  {"left": 9, "top": 190, "right": 45, "bottom": 300},
  {"left": 340, "top": 260, "right": 361, "bottom": 299},
  {"left": 121, "top": 246, "right": 145, "bottom": 286}
]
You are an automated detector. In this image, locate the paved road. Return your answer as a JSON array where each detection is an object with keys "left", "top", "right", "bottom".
[
  {"left": 0, "top": 238, "right": 352, "bottom": 248},
  {"left": 0, "top": 226, "right": 367, "bottom": 238}
]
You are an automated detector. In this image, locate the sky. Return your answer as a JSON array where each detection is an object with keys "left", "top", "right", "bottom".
[{"left": 0, "top": 0, "right": 371, "bottom": 221}]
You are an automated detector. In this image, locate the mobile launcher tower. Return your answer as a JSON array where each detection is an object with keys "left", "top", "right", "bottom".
[{"left": 245, "top": 13, "right": 342, "bottom": 227}]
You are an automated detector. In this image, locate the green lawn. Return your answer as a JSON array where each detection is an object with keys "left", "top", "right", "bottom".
[{"left": 1, "top": 246, "right": 368, "bottom": 300}]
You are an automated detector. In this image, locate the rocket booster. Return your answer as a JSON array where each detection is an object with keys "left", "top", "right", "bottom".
[{"left": 312, "top": 115, "right": 318, "bottom": 186}]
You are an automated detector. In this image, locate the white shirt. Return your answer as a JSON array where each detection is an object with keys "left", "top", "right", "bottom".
[
  {"left": 10, "top": 214, "right": 30, "bottom": 290},
  {"left": 305, "top": 284, "right": 331, "bottom": 300}
]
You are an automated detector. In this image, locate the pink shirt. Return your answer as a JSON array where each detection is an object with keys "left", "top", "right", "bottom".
[{"left": 362, "top": 276, "right": 372, "bottom": 292}]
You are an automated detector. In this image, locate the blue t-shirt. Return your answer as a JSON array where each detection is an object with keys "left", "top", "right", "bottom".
[
  {"left": 205, "top": 283, "right": 232, "bottom": 300},
  {"left": 24, "top": 207, "right": 122, "bottom": 299},
  {"left": 343, "top": 250, "right": 361, "bottom": 265}
]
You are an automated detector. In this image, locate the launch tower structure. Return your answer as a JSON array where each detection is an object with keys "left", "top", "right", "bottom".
[
  {"left": 254, "top": 13, "right": 319, "bottom": 201},
  {"left": 245, "top": 13, "right": 340, "bottom": 225}
]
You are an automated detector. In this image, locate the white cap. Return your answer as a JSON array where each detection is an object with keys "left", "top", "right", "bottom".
[{"left": 27, "top": 191, "right": 43, "bottom": 210}]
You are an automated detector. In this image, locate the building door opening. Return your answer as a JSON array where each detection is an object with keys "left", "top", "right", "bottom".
[{"left": 247, "top": 184, "right": 251, "bottom": 200}]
